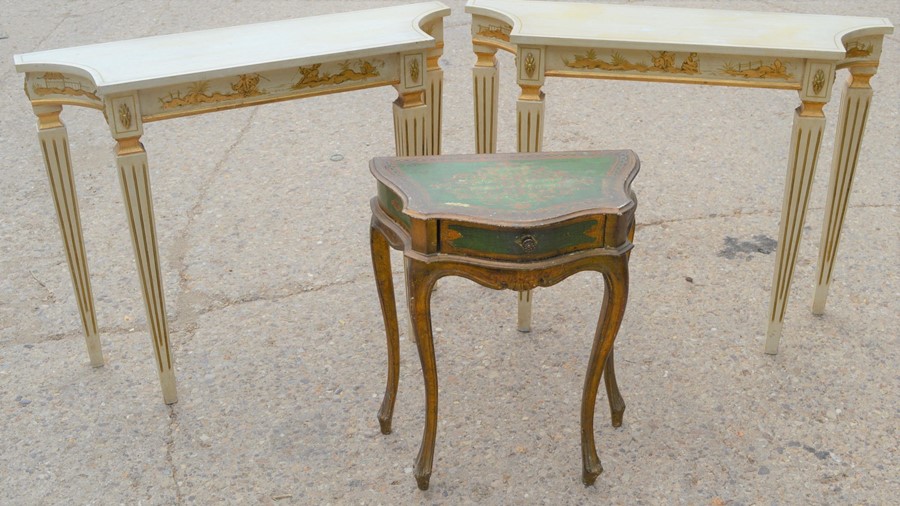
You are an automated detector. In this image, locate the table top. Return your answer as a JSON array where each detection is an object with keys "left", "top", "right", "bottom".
[
  {"left": 466, "top": 0, "right": 893, "bottom": 59},
  {"left": 371, "top": 151, "right": 639, "bottom": 226},
  {"left": 14, "top": 2, "right": 449, "bottom": 94}
]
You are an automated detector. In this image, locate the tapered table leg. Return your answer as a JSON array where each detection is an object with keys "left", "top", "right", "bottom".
[
  {"left": 813, "top": 67, "right": 876, "bottom": 315},
  {"left": 581, "top": 258, "right": 628, "bottom": 485},
  {"left": 406, "top": 257, "right": 439, "bottom": 491},
  {"left": 371, "top": 223, "right": 400, "bottom": 434},
  {"left": 765, "top": 101, "right": 826, "bottom": 354},
  {"left": 515, "top": 84, "right": 546, "bottom": 332},
  {"left": 34, "top": 105, "right": 103, "bottom": 367},
  {"left": 117, "top": 138, "right": 177, "bottom": 404}
]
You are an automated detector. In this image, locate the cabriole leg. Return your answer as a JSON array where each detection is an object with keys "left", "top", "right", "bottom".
[
  {"left": 117, "top": 138, "right": 177, "bottom": 404},
  {"left": 581, "top": 258, "right": 629, "bottom": 485},
  {"left": 34, "top": 105, "right": 103, "bottom": 367},
  {"left": 766, "top": 101, "right": 826, "bottom": 354},
  {"left": 371, "top": 223, "right": 400, "bottom": 434},
  {"left": 406, "top": 257, "right": 439, "bottom": 491},
  {"left": 813, "top": 67, "right": 876, "bottom": 315}
]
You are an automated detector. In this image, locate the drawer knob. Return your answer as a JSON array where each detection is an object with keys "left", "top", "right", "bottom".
[{"left": 517, "top": 234, "right": 538, "bottom": 253}]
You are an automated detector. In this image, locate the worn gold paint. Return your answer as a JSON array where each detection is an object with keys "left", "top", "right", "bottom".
[
  {"left": 118, "top": 102, "right": 132, "bottom": 129},
  {"left": 36, "top": 108, "right": 63, "bottom": 129},
  {"left": 294, "top": 60, "right": 380, "bottom": 90},
  {"left": 144, "top": 79, "right": 399, "bottom": 122},
  {"left": 801, "top": 101, "right": 826, "bottom": 117},
  {"left": 812, "top": 69, "right": 826, "bottom": 95},
  {"left": 563, "top": 49, "right": 700, "bottom": 75},
  {"left": 845, "top": 41, "right": 873, "bottom": 58},
  {"left": 470, "top": 37, "right": 515, "bottom": 54},
  {"left": 409, "top": 58, "right": 420, "bottom": 82},
  {"left": 720, "top": 59, "right": 793, "bottom": 80},
  {"left": 476, "top": 24, "right": 510, "bottom": 42},
  {"left": 398, "top": 90, "right": 426, "bottom": 107},
  {"left": 159, "top": 73, "right": 265, "bottom": 110},
  {"left": 524, "top": 52, "right": 537, "bottom": 77},
  {"left": 116, "top": 137, "right": 144, "bottom": 156},
  {"left": 545, "top": 69, "right": 802, "bottom": 90},
  {"left": 475, "top": 51, "right": 496, "bottom": 67},
  {"left": 850, "top": 72, "right": 874, "bottom": 88},
  {"left": 518, "top": 84, "right": 542, "bottom": 101}
]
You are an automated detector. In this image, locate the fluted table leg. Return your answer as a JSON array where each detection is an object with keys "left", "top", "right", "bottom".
[
  {"left": 765, "top": 100, "right": 827, "bottom": 354},
  {"left": 117, "top": 137, "right": 177, "bottom": 404},
  {"left": 34, "top": 105, "right": 103, "bottom": 367},
  {"left": 813, "top": 67, "right": 877, "bottom": 315}
]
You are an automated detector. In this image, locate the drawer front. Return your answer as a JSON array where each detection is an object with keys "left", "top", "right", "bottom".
[{"left": 439, "top": 217, "right": 605, "bottom": 261}]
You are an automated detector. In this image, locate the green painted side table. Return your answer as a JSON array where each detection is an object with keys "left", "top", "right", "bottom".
[{"left": 369, "top": 150, "right": 640, "bottom": 489}]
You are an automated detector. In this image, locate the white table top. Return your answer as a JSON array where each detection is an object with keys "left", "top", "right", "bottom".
[
  {"left": 466, "top": 0, "right": 893, "bottom": 59},
  {"left": 14, "top": 2, "right": 450, "bottom": 94}
]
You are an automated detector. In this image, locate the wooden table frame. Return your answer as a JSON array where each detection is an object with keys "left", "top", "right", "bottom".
[
  {"left": 465, "top": 0, "right": 893, "bottom": 353},
  {"left": 14, "top": 2, "right": 450, "bottom": 404}
]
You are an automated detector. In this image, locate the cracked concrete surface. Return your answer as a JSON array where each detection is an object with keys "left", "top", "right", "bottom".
[{"left": 1, "top": 0, "right": 898, "bottom": 504}]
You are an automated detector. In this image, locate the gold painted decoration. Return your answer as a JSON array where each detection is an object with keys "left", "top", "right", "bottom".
[
  {"left": 31, "top": 72, "right": 100, "bottom": 101},
  {"left": 562, "top": 49, "right": 700, "bottom": 75},
  {"left": 845, "top": 41, "right": 873, "bottom": 58},
  {"left": 812, "top": 69, "right": 826, "bottom": 95},
  {"left": 410, "top": 58, "right": 420, "bottom": 82},
  {"left": 159, "top": 74, "right": 265, "bottom": 110},
  {"left": 524, "top": 52, "right": 536, "bottom": 77},
  {"left": 476, "top": 24, "right": 510, "bottom": 42},
  {"left": 293, "top": 60, "right": 380, "bottom": 90},
  {"left": 720, "top": 59, "right": 793, "bottom": 80},
  {"left": 118, "top": 102, "right": 132, "bottom": 129}
]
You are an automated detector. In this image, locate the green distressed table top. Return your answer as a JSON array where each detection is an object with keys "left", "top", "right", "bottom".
[{"left": 371, "top": 151, "right": 639, "bottom": 225}]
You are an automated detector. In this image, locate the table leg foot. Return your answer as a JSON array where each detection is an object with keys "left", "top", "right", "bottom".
[
  {"left": 582, "top": 457, "right": 603, "bottom": 486},
  {"left": 765, "top": 321, "right": 783, "bottom": 355},
  {"left": 415, "top": 471, "right": 432, "bottom": 491}
]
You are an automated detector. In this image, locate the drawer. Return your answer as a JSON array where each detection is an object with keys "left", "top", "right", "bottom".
[{"left": 439, "top": 216, "right": 606, "bottom": 261}]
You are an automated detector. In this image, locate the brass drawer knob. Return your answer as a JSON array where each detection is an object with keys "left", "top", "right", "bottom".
[{"left": 516, "top": 234, "right": 538, "bottom": 253}]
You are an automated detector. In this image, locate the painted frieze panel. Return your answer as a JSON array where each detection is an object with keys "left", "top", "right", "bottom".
[
  {"left": 547, "top": 47, "right": 803, "bottom": 87},
  {"left": 840, "top": 36, "right": 883, "bottom": 66},
  {"left": 471, "top": 16, "right": 514, "bottom": 52},
  {"left": 25, "top": 72, "right": 102, "bottom": 108},
  {"left": 140, "top": 57, "right": 399, "bottom": 121}
]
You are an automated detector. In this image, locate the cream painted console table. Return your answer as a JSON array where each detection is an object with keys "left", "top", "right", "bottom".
[
  {"left": 14, "top": 2, "right": 450, "bottom": 404},
  {"left": 466, "top": 0, "right": 892, "bottom": 353}
]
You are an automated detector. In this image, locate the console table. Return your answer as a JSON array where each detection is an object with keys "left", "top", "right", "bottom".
[
  {"left": 14, "top": 2, "right": 450, "bottom": 404},
  {"left": 466, "top": 0, "right": 893, "bottom": 353}
]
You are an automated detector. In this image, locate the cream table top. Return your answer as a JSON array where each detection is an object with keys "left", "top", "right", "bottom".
[
  {"left": 466, "top": 0, "right": 893, "bottom": 58},
  {"left": 14, "top": 1, "right": 450, "bottom": 94}
]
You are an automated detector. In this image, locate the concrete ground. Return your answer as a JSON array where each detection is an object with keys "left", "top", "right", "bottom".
[{"left": 1, "top": 0, "right": 897, "bottom": 504}]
